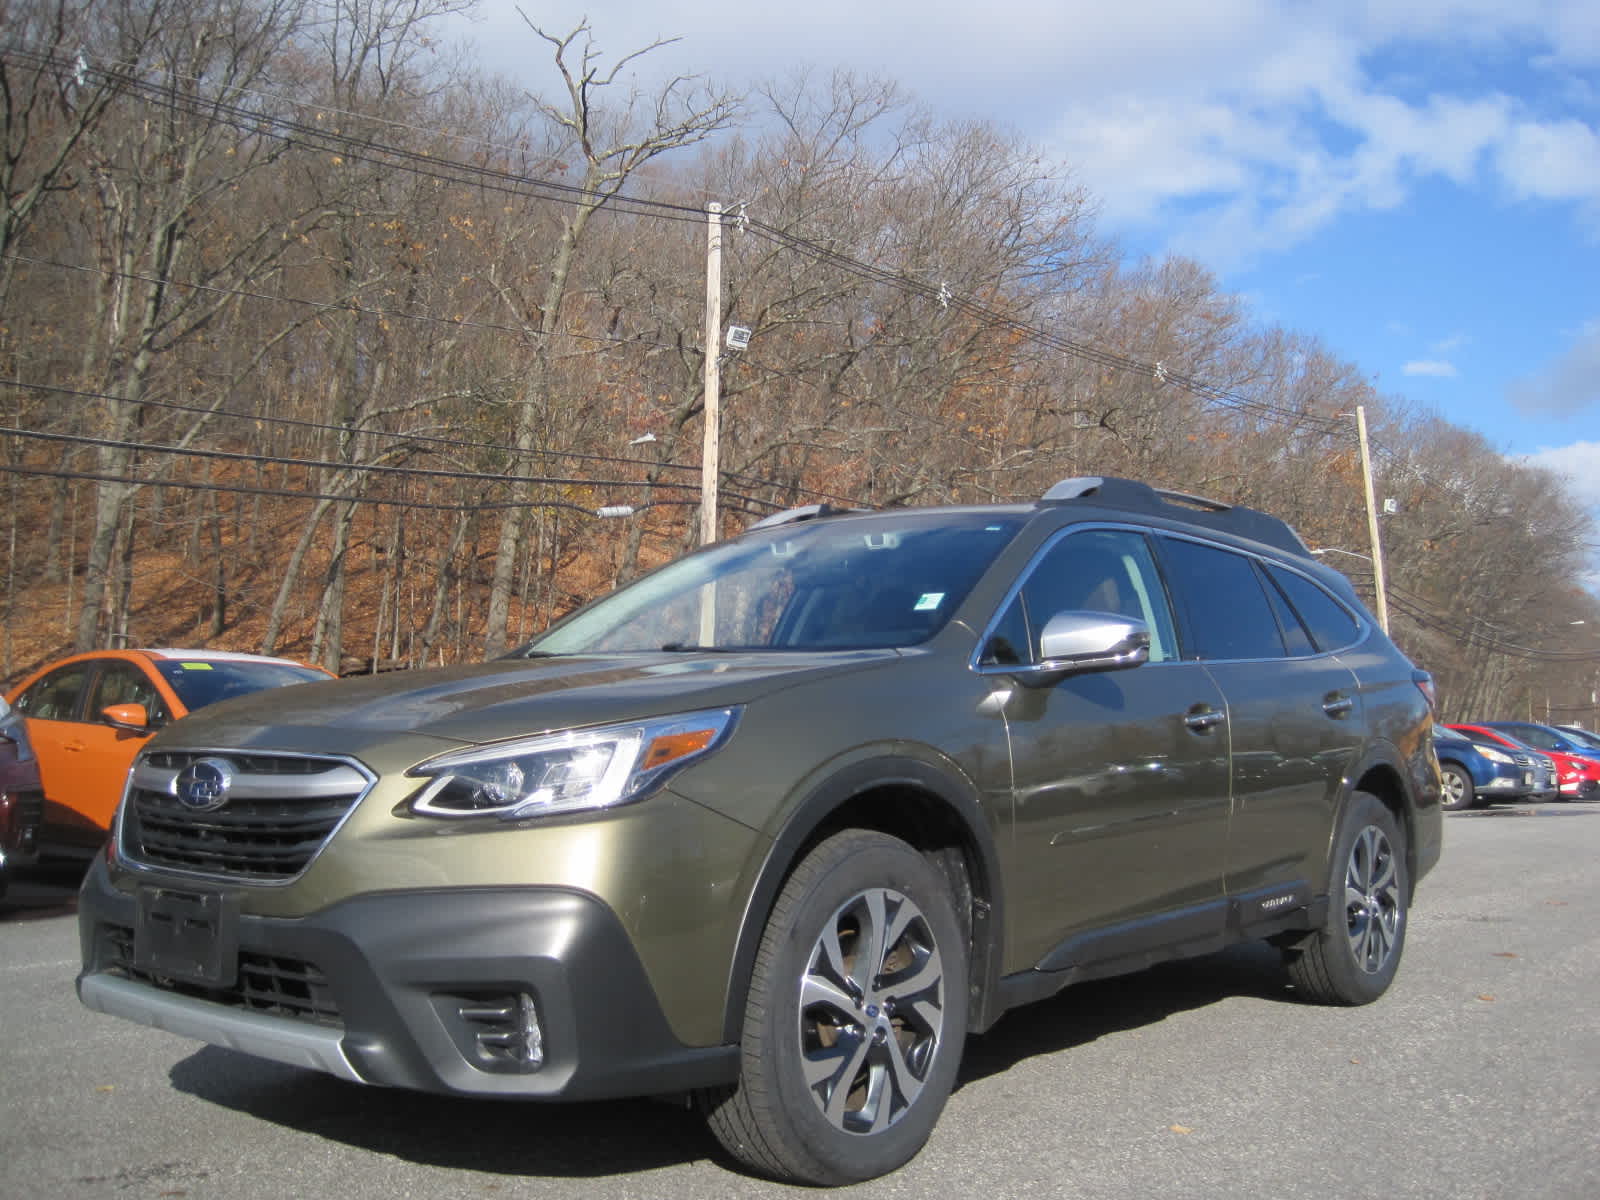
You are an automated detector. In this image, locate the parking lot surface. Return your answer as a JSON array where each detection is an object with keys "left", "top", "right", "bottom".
[{"left": 3, "top": 801, "right": 1596, "bottom": 1199}]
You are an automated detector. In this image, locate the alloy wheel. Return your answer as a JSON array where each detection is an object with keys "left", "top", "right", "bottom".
[
  {"left": 1344, "top": 825, "right": 1402, "bottom": 974},
  {"left": 797, "top": 886, "right": 947, "bottom": 1135}
]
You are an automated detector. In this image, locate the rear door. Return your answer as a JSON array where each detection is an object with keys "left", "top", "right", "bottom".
[
  {"left": 13, "top": 661, "right": 101, "bottom": 848},
  {"left": 1155, "top": 538, "right": 1366, "bottom": 909}
]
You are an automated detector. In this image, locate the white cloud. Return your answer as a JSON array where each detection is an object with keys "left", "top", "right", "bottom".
[
  {"left": 1404, "top": 360, "right": 1460, "bottom": 377},
  {"left": 454, "top": 2, "right": 1600, "bottom": 263},
  {"left": 1511, "top": 320, "right": 1600, "bottom": 416},
  {"left": 1525, "top": 440, "right": 1600, "bottom": 508},
  {"left": 1495, "top": 119, "right": 1600, "bottom": 206}
]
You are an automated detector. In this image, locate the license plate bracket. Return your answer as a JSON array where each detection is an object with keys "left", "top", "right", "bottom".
[{"left": 133, "top": 887, "right": 240, "bottom": 987}]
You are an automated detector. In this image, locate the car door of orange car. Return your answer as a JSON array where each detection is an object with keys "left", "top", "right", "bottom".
[
  {"left": 72, "top": 658, "right": 177, "bottom": 835},
  {"left": 14, "top": 657, "right": 175, "bottom": 850},
  {"left": 12, "top": 659, "right": 104, "bottom": 850}
]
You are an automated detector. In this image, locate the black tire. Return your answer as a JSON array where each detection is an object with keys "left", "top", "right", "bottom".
[
  {"left": 1438, "top": 763, "right": 1477, "bottom": 811},
  {"left": 700, "top": 830, "right": 969, "bottom": 1185},
  {"left": 1284, "top": 791, "right": 1408, "bottom": 1006}
]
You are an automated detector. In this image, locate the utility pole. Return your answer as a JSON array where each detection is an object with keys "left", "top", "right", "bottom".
[
  {"left": 701, "top": 202, "right": 723, "bottom": 548},
  {"left": 698, "top": 203, "right": 724, "bottom": 647},
  {"left": 1355, "top": 405, "right": 1391, "bottom": 633}
]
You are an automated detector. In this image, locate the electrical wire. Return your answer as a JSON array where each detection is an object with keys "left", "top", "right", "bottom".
[{"left": 0, "top": 43, "right": 1345, "bottom": 438}]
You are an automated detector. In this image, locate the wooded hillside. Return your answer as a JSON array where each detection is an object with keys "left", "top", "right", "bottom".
[{"left": 3, "top": 0, "right": 1596, "bottom": 723}]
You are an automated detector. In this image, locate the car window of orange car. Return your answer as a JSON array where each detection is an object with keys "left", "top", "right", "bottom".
[
  {"left": 16, "top": 663, "right": 91, "bottom": 721},
  {"left": 88, "top": 661, "right": 170, "bottom": 726}
]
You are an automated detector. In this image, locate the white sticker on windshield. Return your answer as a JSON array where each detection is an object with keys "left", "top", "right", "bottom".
[{"left": 914, "top": 593, "right": 945, "bottom": 612}]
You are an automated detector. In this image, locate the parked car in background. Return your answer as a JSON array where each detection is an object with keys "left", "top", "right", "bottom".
[
  {"left": 1432, "top": 726, "right": 1537, "bottom": 810},
  {"left": 4, "top": 649, "right": 334, "bottom": 857},
  {"left": 0, "top": 695, "right": 44, "bottom": 899},
  {"left": 1553, "top": 725, "right": 1600, "bottom": 755},
  {"left": 1526, "top": 751, "right": 1561, "bottom": 802},
  {"left": 1447, "top": 723, "right": 1600, "bottom": 801}
]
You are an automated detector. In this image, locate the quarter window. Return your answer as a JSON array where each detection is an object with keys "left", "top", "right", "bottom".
[{"left": 1265, "top": 564, "right": 1361, "bottom": 652}]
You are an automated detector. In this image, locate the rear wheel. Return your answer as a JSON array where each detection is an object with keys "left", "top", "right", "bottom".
[
  {"left": 1438, "top": 764, "right": 1477, "bottom": 811},
  {"left": 701, "top": 830, "right": 968, "bottom": 1185},
  {"left": 1284, "top": 791, "right": 1408, "bottom": 1005}
]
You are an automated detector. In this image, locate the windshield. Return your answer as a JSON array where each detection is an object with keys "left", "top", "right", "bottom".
[
  {"left": 154, "top": 659, "right": 330, "bottom": 711},
  {"left": 524, "top": 512, "right": 1025, "bottom": 654}
]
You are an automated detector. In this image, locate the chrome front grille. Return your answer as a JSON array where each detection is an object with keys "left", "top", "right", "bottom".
[{"left": 120, "top": 750, "right": 372, "bottom": 882}]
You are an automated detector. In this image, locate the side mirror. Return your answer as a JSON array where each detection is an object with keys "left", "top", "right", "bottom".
[
  {"left": 1015, "top": 612, "right": 1151, "bottom": 688},
  {"left": 100, "top": 703, "right": 151, "bottom": 733}
]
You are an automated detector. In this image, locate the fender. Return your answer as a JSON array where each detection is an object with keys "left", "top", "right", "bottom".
[
  {"left": 719, "top": 752, "right": 1008, "bottom": 1042},
  {"left": 1327, "top": 735, "right": 1437, "bottom": 890}
]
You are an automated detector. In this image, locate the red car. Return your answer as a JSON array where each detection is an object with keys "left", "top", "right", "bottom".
[
  {"left": 0, "top": 695, "right": 44, "bottom": 899},
  {"left": 1447, "top": 723, "right": 1600, "bottom": 800}
]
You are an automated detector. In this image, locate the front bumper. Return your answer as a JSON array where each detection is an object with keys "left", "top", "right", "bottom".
[{"left": 75, "top": 858, "right": 738, "bottom": 1099}]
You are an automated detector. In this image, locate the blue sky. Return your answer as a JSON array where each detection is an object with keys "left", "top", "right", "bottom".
[{"left": 456, "top": 1, "right": 1599, "bottom": 497}]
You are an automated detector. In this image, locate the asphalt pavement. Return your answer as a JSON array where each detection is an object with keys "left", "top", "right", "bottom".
[{"left": 2, "top": 801, "right": 1596, "bottom": 1199}]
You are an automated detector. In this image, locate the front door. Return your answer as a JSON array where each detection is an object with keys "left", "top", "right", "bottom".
[{"left": 986, "top": 527, "right": 1233, "bottom": 973}]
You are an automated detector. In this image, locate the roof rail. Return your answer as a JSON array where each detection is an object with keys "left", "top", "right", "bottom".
[{"left": 1039, "top": 475, "right": 1310, "bottom": 556}]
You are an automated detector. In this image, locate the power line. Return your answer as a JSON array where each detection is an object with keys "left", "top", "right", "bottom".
[
  {"left": 0, "top": 461, "right": 710, "bottom": 516},
  {"left": 0, "top": 376, "right": 861, "bottom": 509},
  {"left": 2, "top": 44, "right": 1345, "bottom": 439}
]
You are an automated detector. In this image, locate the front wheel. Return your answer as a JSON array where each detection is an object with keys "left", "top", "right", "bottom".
[
  {"left": 1284, "top": 791, "right": 1408, "bottom": 1005},
  {"left": 700, "top": 830, "right": 969, "bottom": 1185},
  {"left": 1438, "top": 764, "right": 1477, "bottom": 811}
]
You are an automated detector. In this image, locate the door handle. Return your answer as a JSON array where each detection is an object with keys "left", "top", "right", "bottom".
[
  {"left": 1184, "top": 706, "right": 1226, "bottom": 733},
  {"left": 1322, "top": 694, "right": 1355, "bottom": 718},
  {"left": 64, "top": 740, "right": 86, "bottom": 752}
]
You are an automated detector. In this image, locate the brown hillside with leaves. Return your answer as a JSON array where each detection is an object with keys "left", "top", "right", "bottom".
[{"left": 3, "top": 1, "right": 1597, "bottom": 720}]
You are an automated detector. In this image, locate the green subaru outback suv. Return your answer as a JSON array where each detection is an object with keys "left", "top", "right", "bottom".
[{"left": 76, "top": 476, "right": 1441, "bottom": 1185}]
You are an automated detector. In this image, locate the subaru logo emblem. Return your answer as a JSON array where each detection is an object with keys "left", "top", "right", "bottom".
[{"left": 175, "top": 757, "right": 235, "bottom": 812}]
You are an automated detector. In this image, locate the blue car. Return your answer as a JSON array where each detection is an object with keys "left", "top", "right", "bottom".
[{"left": 1433, "top": 727, "right": 1534, "bottom": 810}]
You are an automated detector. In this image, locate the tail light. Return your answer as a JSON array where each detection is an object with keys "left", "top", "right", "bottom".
[{"left": 1412, "top": 671, "right": 1436, "bottom": 712}]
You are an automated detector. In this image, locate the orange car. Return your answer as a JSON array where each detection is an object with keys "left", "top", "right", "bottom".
[{"left": 4, "top": 648, "right": 334, "bottom": 857}]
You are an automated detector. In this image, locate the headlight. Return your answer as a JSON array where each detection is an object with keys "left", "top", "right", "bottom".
[
  {"left": 1478, "top": 746, "right": 1513, "bottom": 765},
  {"left": 407, "top": 708, "right": 738, "bottom": 820}
]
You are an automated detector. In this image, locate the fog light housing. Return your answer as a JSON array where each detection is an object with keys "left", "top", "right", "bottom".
[{"left": 440, "top": 990, "right": 546, "bottom": 1073}]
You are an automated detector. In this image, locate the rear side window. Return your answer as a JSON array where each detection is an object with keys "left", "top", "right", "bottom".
[
  {"left": 16, "top": 664, "right": 90, "bottom": 722},
  {"left": 1157, "top": 537, "right": 1285, "bottom": 661},
  {"left": 1265, "top": 564, "right": 1362, "bottom": 652},
  {"left": 1494, "top": 723, "right": 1559, "bottom": 751}
]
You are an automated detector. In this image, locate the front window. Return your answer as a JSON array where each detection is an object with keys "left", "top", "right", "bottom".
[
  {"left": 982, "top": 527, "right": 1178, "bottom": 666},
  {"left": 89, "top": 662, "right": 169, "bottom": 724},
  {"left": 524, "top": 512, "right": 1025, "bottom": 654}
]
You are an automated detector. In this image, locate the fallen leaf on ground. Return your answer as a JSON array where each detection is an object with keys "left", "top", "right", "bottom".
[{"left": 1169, "top": 1125, "right": 1193, "bottom": 1135}]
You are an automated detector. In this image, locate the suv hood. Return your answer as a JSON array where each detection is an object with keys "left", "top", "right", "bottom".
[{"left": 151, "top": 650, "right": 902, "bottom": 755}]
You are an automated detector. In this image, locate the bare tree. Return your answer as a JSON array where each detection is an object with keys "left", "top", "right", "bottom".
[{"left": 478, "top": 15, "right": 739, "bottom": 656}]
